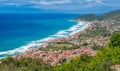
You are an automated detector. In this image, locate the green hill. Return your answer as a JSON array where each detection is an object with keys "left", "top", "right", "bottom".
[
  {"left": 75, "top": 14, "right": 98, "bottom": 21},
  {"left": 99, "top": 9, "right": 120, "bottom": 20},
  {"left": 75, "top": 9, "right": 120, "bottom": 21}
]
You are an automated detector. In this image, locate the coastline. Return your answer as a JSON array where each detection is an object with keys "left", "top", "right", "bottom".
[
  {"left": 15, "top": 21, "right": 94, "bottom": 66},
  {"left": 0, "top": 9, "right": 120, "bottom": 71},
  {"left": 39, "top": 21, "right": 91, "bottom": 48},
  {"left": 0, "top": 20, "right": 91, "bottom": 59}
]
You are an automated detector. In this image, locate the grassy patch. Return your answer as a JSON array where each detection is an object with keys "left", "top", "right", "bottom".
[{"left": 41, "top": 43, "right": 79, "bottom": 51}]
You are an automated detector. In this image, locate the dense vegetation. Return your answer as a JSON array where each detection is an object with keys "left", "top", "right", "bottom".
[
  {"left": 109, "top": 32, "right": 120, "bottom": 48},
  {"left": 0, "top": 57, "right": 52, "bottom": 71}
]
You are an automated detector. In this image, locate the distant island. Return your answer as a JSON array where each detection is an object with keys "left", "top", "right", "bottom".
[{"left": 0, "top": 9, "right": 120, "bottom": 71}]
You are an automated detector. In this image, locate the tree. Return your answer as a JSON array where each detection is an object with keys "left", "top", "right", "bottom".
[
  {"left": 0, "top": 57, "right": 53, "bottom": 71},
  {"left": 109, "top": 32, "right": 120, "bottom": 48}
]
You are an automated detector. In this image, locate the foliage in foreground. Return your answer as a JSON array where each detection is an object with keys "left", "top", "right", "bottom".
[
  {"left": 0, "top": 57, "right": 52, "bottom": 71},
  {"left": 55, "top": 47, "right": 120, "bottom": 71},
  {"left": 109, "top": 32, "right": 120, "bottom": 48},
  {"left": 55, "top": 32, "right": 120, "bottom": 71}
]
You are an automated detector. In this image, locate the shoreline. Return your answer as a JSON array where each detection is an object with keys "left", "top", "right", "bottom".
[
  {"left": 15, "top": 21, "right": 94, "bottom": 66},
  {"left": 0, "top": 21, "right": 91, "bottom": 59},
  {"left": 38, "top": 21, "right": 91, "bottom": 48}
]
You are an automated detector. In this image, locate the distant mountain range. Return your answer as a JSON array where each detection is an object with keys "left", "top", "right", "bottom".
[{"left": 75, "top": 9, "right": 120, "bottom": 21}]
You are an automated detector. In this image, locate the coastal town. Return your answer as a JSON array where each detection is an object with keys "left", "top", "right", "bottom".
[
  {"left": 17, "top": 46, "right": 96, "bottom": 66},
  {"left": 15, "top": 11, "right": 120, "bottom": 67},
  {"left": 0, "top": 0, "right": 120, "bottom": 70}
]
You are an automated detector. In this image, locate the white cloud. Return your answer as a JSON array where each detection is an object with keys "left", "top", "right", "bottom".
[
  {"left": 28, "top": 0, "right": 120, "bottom": 11},
  {"left": 0, "top": 0, "right": 119, "bottom": 12},
  {"left": 1, "top": 2, "right": 21, "bottom": 6},
  {"left": 30, "top": 0, "right": 72, "bottom": 5}
]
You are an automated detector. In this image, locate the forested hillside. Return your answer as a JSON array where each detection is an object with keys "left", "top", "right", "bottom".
[{"left": 75, "top": 9, "right": 120, "bottom": 21}]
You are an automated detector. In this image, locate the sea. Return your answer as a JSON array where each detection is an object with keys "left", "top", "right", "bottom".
[{"left": 0, "top": 13, "right": 88, "bottom": 58}]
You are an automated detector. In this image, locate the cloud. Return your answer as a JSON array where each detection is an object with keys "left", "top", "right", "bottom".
[
  {"left": 1, "top": 3, "right": 21, "bottom": 7},
  {"left": 30, "top": 0, "right": 72, "bottom": 5},
  {"left": 0, "top": 0, "right": 120, "bottom": 12}
]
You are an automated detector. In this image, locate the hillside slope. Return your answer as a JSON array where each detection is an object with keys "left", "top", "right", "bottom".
[{"left": 75, "top": 9, "right": 120, "bottom": 21}]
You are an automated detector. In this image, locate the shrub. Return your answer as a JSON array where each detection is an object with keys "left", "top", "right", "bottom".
[{"left": 109, "top": 32, "right": 120, "bottom": 48}]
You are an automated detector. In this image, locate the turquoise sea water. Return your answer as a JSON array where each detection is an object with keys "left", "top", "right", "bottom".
[{"left": 0, "top": 13, "right": 87, "bottom": 58}]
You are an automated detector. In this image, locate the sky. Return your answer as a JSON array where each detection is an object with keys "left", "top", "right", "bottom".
[{"left": 0, "top": 0, "right": 120, "bottom": 13}]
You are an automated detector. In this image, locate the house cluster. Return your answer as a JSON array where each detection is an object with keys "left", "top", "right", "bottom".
[
  {"left": 16, "top": 47, "right": 96, "bottom": 66},
  {"left": 86, "top": 36, "right": 110, "bottom": 47},
  {"left": 94, "top": 19, "right": 120, "bottom": 34}
]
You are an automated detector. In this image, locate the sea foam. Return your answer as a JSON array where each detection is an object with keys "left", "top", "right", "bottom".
[{"left": 0, "top": 21, "right": 88, "bottom": 58}]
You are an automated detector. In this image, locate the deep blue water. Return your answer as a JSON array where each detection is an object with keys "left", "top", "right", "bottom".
[{"left": 0, "top": 13, "right": 87, "bottom": 58}]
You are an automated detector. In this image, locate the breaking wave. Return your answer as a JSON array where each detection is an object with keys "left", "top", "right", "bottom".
[{"left": 0, "top": 21, "right": 88, "bottom": 58}]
